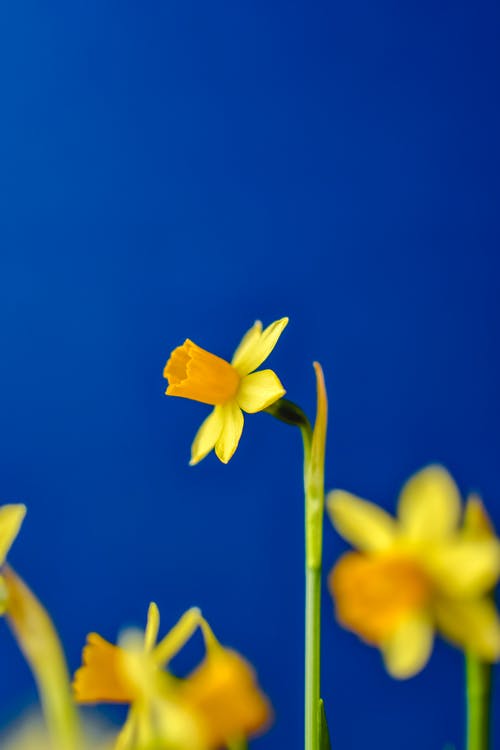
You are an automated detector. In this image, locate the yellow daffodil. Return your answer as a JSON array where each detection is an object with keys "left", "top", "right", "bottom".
[
  {"left": 327, "top": 465, "right": 500, "bottom": 679},
  {"left": 74, "top": 604, "right": 205, "bottom": 750},
  {"left": 180, "top": 646, "right": 272, "bottom": 748},
  {"left": 0, "top": 504, "right": 26, "bottom": 614},
  {"left": 74, "top": 604, "right": 272, "bottom": 750},
  {"left": 164, "top": 318, "right": 288, "bottom": 464}
]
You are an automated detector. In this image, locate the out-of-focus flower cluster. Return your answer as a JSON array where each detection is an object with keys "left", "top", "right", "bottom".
[
  {"left": 74, "top": 603, "right": 272, "bottom": 750},
  {"left": 3, "top": 316, "right": 500, "bottom": 750},
  {"left": 0, "top": 504, "right": 271, "bottom": 750}
]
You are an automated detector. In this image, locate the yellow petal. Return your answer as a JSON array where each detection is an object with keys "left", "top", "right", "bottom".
[
  {"left": 434, "top": 597, "right": 500, "bottom": 661},
  {"left": 464, "top": 494, "right": 496, "bottom": 539},
  {"left": 397, "top": 465, "right": 461, "bottom": 541},
  {"left": 115, "top": 706, "right": 138, "bottom": 750},
  {"left": 236, "top": 370, "right": 286, "bottom": 413},
  {"left": 154, "top": 607, "right": 202, "bottom": 666},
  {"left": 326, "top": 491, "right": 396, "bottom": 552},
  {"left": 190, "top": 407, "right": 225, "bottom": 466},
  {"left": 381, "top": 613, "right": 434, "bottom": 679},
  {"left": 231, "top": 321, "right": 263, "bottom": 370},
  {"left": 0, "top": 505, "right": 26, "bottom": 565},
  {"left": 427, "top": 539, "right": 500, "bottom": 597},
  {"left": 144, "top": 602, "right": 160, "bottom": 652},
  {"left": 231, "top": 318, "right": 288, "bottom": 376},
  {"left": 215, "top": 403, "right": 244, "bottom": 464}
]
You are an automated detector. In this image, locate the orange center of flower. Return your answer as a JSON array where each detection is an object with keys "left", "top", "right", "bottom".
[
  {"left": 164, "top": 340, "right": 241, "bottom": 406},
  {"left": 73, "top": 634, "right": 137, "bottom": 704},
  {"left": 329, "top": 552, "right": 431, "bottom": 644}
]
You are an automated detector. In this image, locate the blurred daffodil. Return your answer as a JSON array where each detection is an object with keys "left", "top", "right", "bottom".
[
  {"left": 164, "top": 318, "right": 288, "bottom": 464},
  {"left": 180, "top": 644, "right": 272, "bottom": 749},
  {"left": 327, "top": 465, "right": 500, "bottom": 679},
  {"left": 0, "top": 504, "right": 26, "bottom": 614},
  {"left": 74, "top": 604, "right": 271, "bottom": 750},
  {"left": 74, "top": 604, "right": 205, "bottom": 750}
]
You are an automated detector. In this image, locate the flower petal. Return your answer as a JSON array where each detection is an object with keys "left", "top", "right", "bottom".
[
  {"left": 397, "top": 465, "right": 461, "bottom": 542},
  {"left": 231, "top": 321, "right": 263, "bottom": 370},
  {"left": 326, "top": 491, "right": 396, "bottom": 552},
  {"left": 381, "top": 613, "right": 434, "bottom": 679},
  {"left": 464, "top": 494, "right": 495, "bottom": 539},
  {"left": 144, "top": 602, "right": 160, "bottom": 652},
  {"left": 0, "top": 505, "right": 26, "bottom": 565},
  {"left": 215, "top": 403, "right": 244, "bottom": 464},
  {"left": 190, "top": 407, "right": 225, "bottom": 466},
  {"left": 231, "top": 318, "right": 288, "bottom": 376},
  {"left": 434, "top": 597, "right": 500, "bottom": 661},
  {"left": 237, "top": 370, "right": 286, "bottom": 413},
  {"left": 426, "top": 539, "right": 500, "bottom": 597},
  {"left": 154, "top": 607, "right": 202, "bottom": 666}
]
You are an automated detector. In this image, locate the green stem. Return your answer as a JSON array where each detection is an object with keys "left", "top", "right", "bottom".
[
  {"left": 266, "top": 381, "right": 327, "bottom": 750},
  {"left": 305, "top": 564, "right": 321, "bottom": 750},
  {"left": 465, "top": 651, "right": 492, "bottom": 750}
]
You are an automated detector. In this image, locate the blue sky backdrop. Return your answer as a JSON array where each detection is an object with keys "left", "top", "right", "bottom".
[{"left": 1, "top": 1, "right": 499, "bottom": 748}]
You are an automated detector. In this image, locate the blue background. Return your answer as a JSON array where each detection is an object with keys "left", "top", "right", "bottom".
[{"left": 1, "top": 1, "right": 499, "bottom": 748}]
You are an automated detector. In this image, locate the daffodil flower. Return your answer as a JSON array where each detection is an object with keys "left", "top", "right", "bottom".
[
  {"left": 180, "top": 644, "right": 272, "bottom": 749},
  {"left": 74, "top": 604, "right": 272, "bottom": 750},
  {"left": 327, "top": 465, "right": 500, "bottom": 679},
  {"left": 164, "top": 318, "right": 288, "bottom": 464},
  {"left": 0, "top": 504, "right": 26, "bottom": 614},
  {"left": 74, "top": 604, "right": 206, "bottom": 750}
]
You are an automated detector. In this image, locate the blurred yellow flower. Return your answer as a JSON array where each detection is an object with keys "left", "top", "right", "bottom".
[
  {"left": 0, "top": 504, "right": 26, "bottom": 614},
  {"left": 327, "top": 465, "right": 500, "bottom": 678},
  {"left": 180, "top": 647, "right": 272, "bottom": 748},
  {"left": 164, "top": 318, "right": 288, "bottom": 464},
  {"left": 74, "top": 604, "right": 205, "bottom": 750},
  {"left": 74, "top": 604, "right": 272, "bottom": 749}
]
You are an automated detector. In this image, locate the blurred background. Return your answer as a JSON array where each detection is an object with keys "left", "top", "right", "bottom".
[{"left": 1, "top": 1, "right": 499, "bottom": 748}]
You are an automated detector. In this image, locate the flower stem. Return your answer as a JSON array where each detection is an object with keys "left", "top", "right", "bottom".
[
  {"left": 305, "top": 564, "right": 321, "bottom": 750},
  {"left": 465, "top": 651, "right": 492, "bottom": 750},
  {"left": 4, "top": 565, "right": 83, "bottom": 750},
  {"left": 266, "top": 363, "right": 328, "bottom": 750}
]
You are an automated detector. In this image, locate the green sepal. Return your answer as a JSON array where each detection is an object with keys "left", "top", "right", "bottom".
[
  {"left": 265, "top": 397, "right": 311, "bottom": 430},
  {"left": 319, "top": 699, "right": 332, "bottom": 750}
]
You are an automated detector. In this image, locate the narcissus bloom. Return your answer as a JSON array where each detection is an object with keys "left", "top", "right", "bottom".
[
  {"left": 0, "top": 504, "right": 26, "bottom": 614},
  {"left": 180, "top": 647, "right": 272, "bottom": 748},
  {"left": 74, "top": 604, "right": 205, "bottom": 750},
  {"left": 74, "top": 604, "right": 271, "bottom": 749},
  {"left": 164, "top": 318, "right": 288, "bottom": 464},
  {"left": 327, "top": 466, "right": 500, "bottom": 678}
]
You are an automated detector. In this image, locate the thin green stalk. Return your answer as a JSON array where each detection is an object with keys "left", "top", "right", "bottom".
[
  {"left": 305, "top": 565, "right": 321, "bottom": 750},
  {"left": 266, "top": 364, "right": 328, "bottom": 750},
  {"left": 465, "top": 651, "right": 492, "bottom": 750}
]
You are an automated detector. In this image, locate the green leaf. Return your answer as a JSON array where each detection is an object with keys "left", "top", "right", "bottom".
[{"left": 319, "top": 698, "right": 332, "bottom": 750}]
